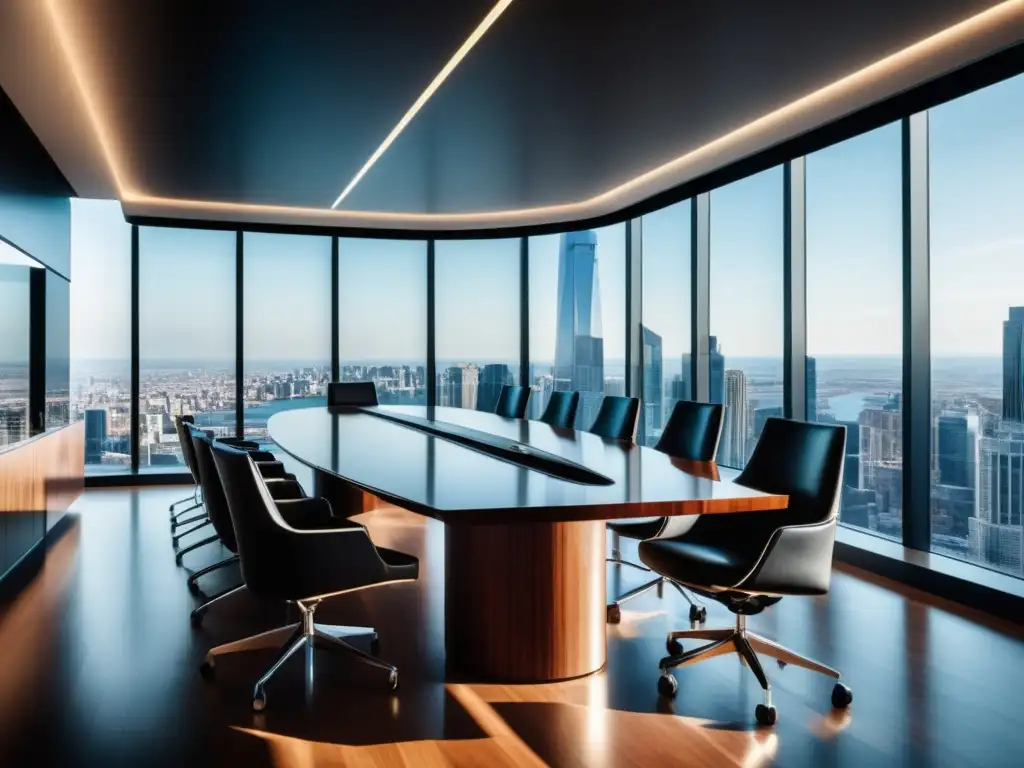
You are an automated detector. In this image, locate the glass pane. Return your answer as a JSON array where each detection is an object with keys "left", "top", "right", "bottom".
[
  {"left": 930, "top": 72, "right": 1024, "bottom": 578},
  {"left": 0, "top": 264, "right": 30, "bottom": 447},
  {"left": 807, "top": 123, "right": 903, "bottom": 540},
  {"left": 139, "top": 227, "right": 236, "bottom": 471},
  {"left": 338, "top": 239, "right": 427, "bottom": 404},
  {"left": 435, "top": 239, "right": 520, "bottom": 411},
  {"left": 69, "top": 199, "right": 132, "bottom": 474},
  {"left": 242, "top": 233, "right": 332, "bottom": 440},
  {"left": 528, "top": 225, "right": 626, "bottom": 427},
  {"left": 46, "top": 271, "right": 71, "bottom": 430},
  {"left": 641, "top": 201, "right": 691, "bottom": 446},
  {"left": 709, "top": 167, "right": 784, "bottom": 468}
]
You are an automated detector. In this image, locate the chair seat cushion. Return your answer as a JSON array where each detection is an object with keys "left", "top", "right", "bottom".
[
  {"left": 638, "top": 537, "right": 750, "bottom": 589},
  {"left": 607, "top": 516, "right": 664, "bottom": 540}
]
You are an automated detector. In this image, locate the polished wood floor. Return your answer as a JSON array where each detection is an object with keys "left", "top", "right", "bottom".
[{"left": 0, "top": 487, "right": 1022, "bottom": 767}]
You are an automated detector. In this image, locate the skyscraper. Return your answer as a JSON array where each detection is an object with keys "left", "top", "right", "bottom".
[
  {"left": 805, "top": 356, "right": 817, "bottom": 422},
  {"left": 476, "top": 363, "right": 513, "bottom": 413},
  {"left": 709, "top": 336, "right": 725, "bottom": 406},
  {"left": 1004, "top": 307, "right": 1024, "bottom": 422},
  {"left": 937, "top": 410, "right": 979, "bottom": 489},
  {"left": 721, "top": 369, "right": 748, "bottom": 467},
  {"left": 640, "top": 325, "right": 663, "bottom": 444},
  {"left": 554, "top": 231, "right": 604, "bottom": 428},
  {"left": 84, "top": 408, "right": 107, "bottom": 464}
]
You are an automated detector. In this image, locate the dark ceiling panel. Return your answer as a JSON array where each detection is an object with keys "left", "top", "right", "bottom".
[{"left": 34, "top": 0, "right": 1015, "bottom": 214}]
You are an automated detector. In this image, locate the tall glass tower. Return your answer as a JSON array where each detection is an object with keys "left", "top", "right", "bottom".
[
  {"left": 1003, "top": 307, "right": 1024, "bottom": 422},
  {"left": 554, "top": 231, "right": 604, "bottom": 428}
]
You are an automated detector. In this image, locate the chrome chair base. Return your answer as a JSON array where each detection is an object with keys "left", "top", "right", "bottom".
[
  {"left": 175, "top": 533, "right": 219, "bottom": 563},
  {"left": 172, "top": 519, "right": 212, "bottom": 547},
  {"left": 606, "top": 530, "right": 706, "bottom": 624},
  {"left": 657, "top": 614, "right": 852, "bottom": 726},
  {"left": 200, "top": 600, "right": 394, "bottom": 711}
]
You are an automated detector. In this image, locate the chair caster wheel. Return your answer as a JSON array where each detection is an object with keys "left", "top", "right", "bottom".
[
  {"left": 657, "top": 673, "right": 678, "bottom": 698},
  {"left": 755, "top": 704, "right": 778, "bottom": 726},
  {"left": 199, "top": 660, "right": 215, "bottom": 680},
  {"left": 190, "top": 610, "right": 205, "bottom": 628},
  {"left": 388, "top": 670, "right": 400, "bottom": 691},
  {"left": 252, "top": 690, "right": 266, "bottom": 712},
  {"left": 777, "top": 660, "right": 787, "bottom": 669},
  {"left": 831, "top": 682, "right": 853, "bottom": 709},
  {"left": 666, "top": 637, "right": 683, "bottom": 655},
  {"left": 370, "top": 634, "right": 380, "bottom": 655},
  {"left": 606, "top": 604, "right": 621, "bottom": 624},
  {"left": 689, "top": 604, "right": 707, "bottom": 623}
]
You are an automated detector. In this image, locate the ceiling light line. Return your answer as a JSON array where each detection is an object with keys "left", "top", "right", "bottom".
[{"left": 329, "top": 0, "right": 516, "bottom": 209}]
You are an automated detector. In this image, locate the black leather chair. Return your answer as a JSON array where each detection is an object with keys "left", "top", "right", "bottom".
[
  {"left": 168, "top": 415, "right": 201, "bottom": 519},
  {"left": 606, "top": 401, "right": 725, "bottom": 624},
  {"left": 640, "top": 418, "right": 851, "bottom": 726},
  {"left": 494, "top": 385, "right": 530, "bottom": 419},
  {"left": 203, "top": 441, "right": 419, "bottom": 711},
  {"left": 173, "top": 418, "right": 285, "bottom": 562},
  {"left": 328, "top": 381, "right": 379, "bottom": 407},
  {"left": 588, "top": 396, "right": 640, "bottom": 440},
  {"left": 539, "top": 391, "right": 579, "bottom": 429}
]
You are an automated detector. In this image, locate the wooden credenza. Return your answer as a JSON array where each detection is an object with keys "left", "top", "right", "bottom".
[{"left": 0, "top": 421, "right": 84, "bottom": 578}]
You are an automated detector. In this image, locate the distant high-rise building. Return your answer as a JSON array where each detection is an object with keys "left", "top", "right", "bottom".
[
  {"left": 476, "top": 364, "right": 513, "bottom": 413},
  {"left": 1003, "top": 307, "right": 1024, "bottom": 422},
  {"left": 640, "top": 325, "right": 663, "bottom": 444},
  {"left": 937, "top": 410, "right": 980, "bottom": 489},
  {"left": 442, "top": 364, "right": 480, "bottom": 409},
  {"left": 84, "top": 409, "right": 107, "bottom": 464},
  {"left": 554, "top": 231, "right": 604, "bottom": 428},
  {"left": 806, "top": 356, "right": 817, "bottom": 422},
  {"left": 710, "top": 336, "right": 725, "bottom": 406},
  {"left": 753, "top": 405, "right": 783, "bottom": 439},
  {"left": 721, "top": 369, "right": 748, "bottom": 466}
]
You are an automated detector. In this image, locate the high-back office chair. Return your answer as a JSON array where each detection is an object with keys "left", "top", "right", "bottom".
[
  {"left": 640, "top": 418, "right": 851, "bottom": 726},
  {"left": 588, "top": 396, "right": 640, "bottom": 441},
  {"left": 169, "top": 415, "right": 201, "bottom": 519},
  {"left": 188, "top": 426, "right": 328, "bottom": 627},
  {"left": 539, "top": 391, "right": 579, "bottom": 429},
  {"left": 328, "top": 381, "right": 379, "bottom": 407},
  {"left": 203, "top": 441, "right": 419, "bottom": 711},
  {"left": 493, "top": 385, "right": 530, "bottom": 419},
  {"left": 605, "top": 401, "right": 725, "bottom": 624}
]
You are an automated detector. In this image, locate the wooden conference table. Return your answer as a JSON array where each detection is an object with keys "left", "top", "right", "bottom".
[{"left": 268, "top": 405, "right": 787, "bottom": 684}]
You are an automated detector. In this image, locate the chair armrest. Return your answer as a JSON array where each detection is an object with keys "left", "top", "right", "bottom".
[
  {"left": 265, "top": 478, "right": 306, "bottom": 501},
  {"left": 741, "top": 517, "right": 837, "bottom": 595},
  {"left": 218, "top": 437, "right": 261, "bottom": 450},
  {"left": 256, "top": 461, "right": 288, "bottom": 479},
  {"left": 248, "top": 450, "right": 278, "bottom": 463}
]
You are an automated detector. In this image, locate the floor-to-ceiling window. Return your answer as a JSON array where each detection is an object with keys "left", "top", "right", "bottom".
[
  {"left": 69, "top": 199, "right": 132, "bottom": 473},
  {"left": 242, "top": 233, "right": 331, "bottom": 440},
  {"left": 640, "top": 201, "right": 691, "bottom": 446},
  {"left": 138, "top": 227, "right": 235, "bottom": 470},
  {"left": 806, "top": 123, "right": 903, "bottom": 540},
  {"left": 337, "top": 239, "right": 427, "bottom": 404},
  {"left": 930, "top": 72, "right": 1024, "bottom": 579},
  {"left": 435, "top": 239, "right": 520, "bottom": 411},
  {"left": 0, "top": 256, "right": 31, "bottom": 447},
  {"left": 709, "top": 167, "right": 784, "bottom": 468},
  {"left": 528, "top": 225, "right": 626, "bottom": 428}
]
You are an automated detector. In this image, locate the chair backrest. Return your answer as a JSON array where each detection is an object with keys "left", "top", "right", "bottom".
[
  {"left": 654, "top": 400, "right": 725, "bottom": 462},
  {"left": 328, "top": 381, "right": 378, "bottom": 407},
  {"left": 174, "top": 415, "right": 200, "bottom": 479},
  {"left": 588, "top": 396, "right": 640, "bottom": 441},
  {"left": 188, "top": 425, "right": 238, "bottom": 552},
  {"left": 539, "top": 391, "right": 579, "bottom": 429},
  {"left": 735, "top": 418, "right": 847, "bottom": 528},
  {"left": 494, "top": 385, "right": 530, "bottom": 419}
]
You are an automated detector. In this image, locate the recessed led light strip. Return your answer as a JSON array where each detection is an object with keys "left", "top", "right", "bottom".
[{"left": 330, "top": 0, "right": 516, "bottom": 209}]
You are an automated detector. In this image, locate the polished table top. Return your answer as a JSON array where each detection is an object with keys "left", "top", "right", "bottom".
[{"left": 269, "top": 405, "right": 787, "bottom": 525}]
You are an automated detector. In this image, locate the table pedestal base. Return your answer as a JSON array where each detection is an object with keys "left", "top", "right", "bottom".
[{"left": 445, "top": 519, "right": 607, "bottom": 683}]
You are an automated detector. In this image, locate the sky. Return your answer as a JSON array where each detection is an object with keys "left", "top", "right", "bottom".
[{"left": 66, "top": 70, "right": 1024, "bottom": 366}]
